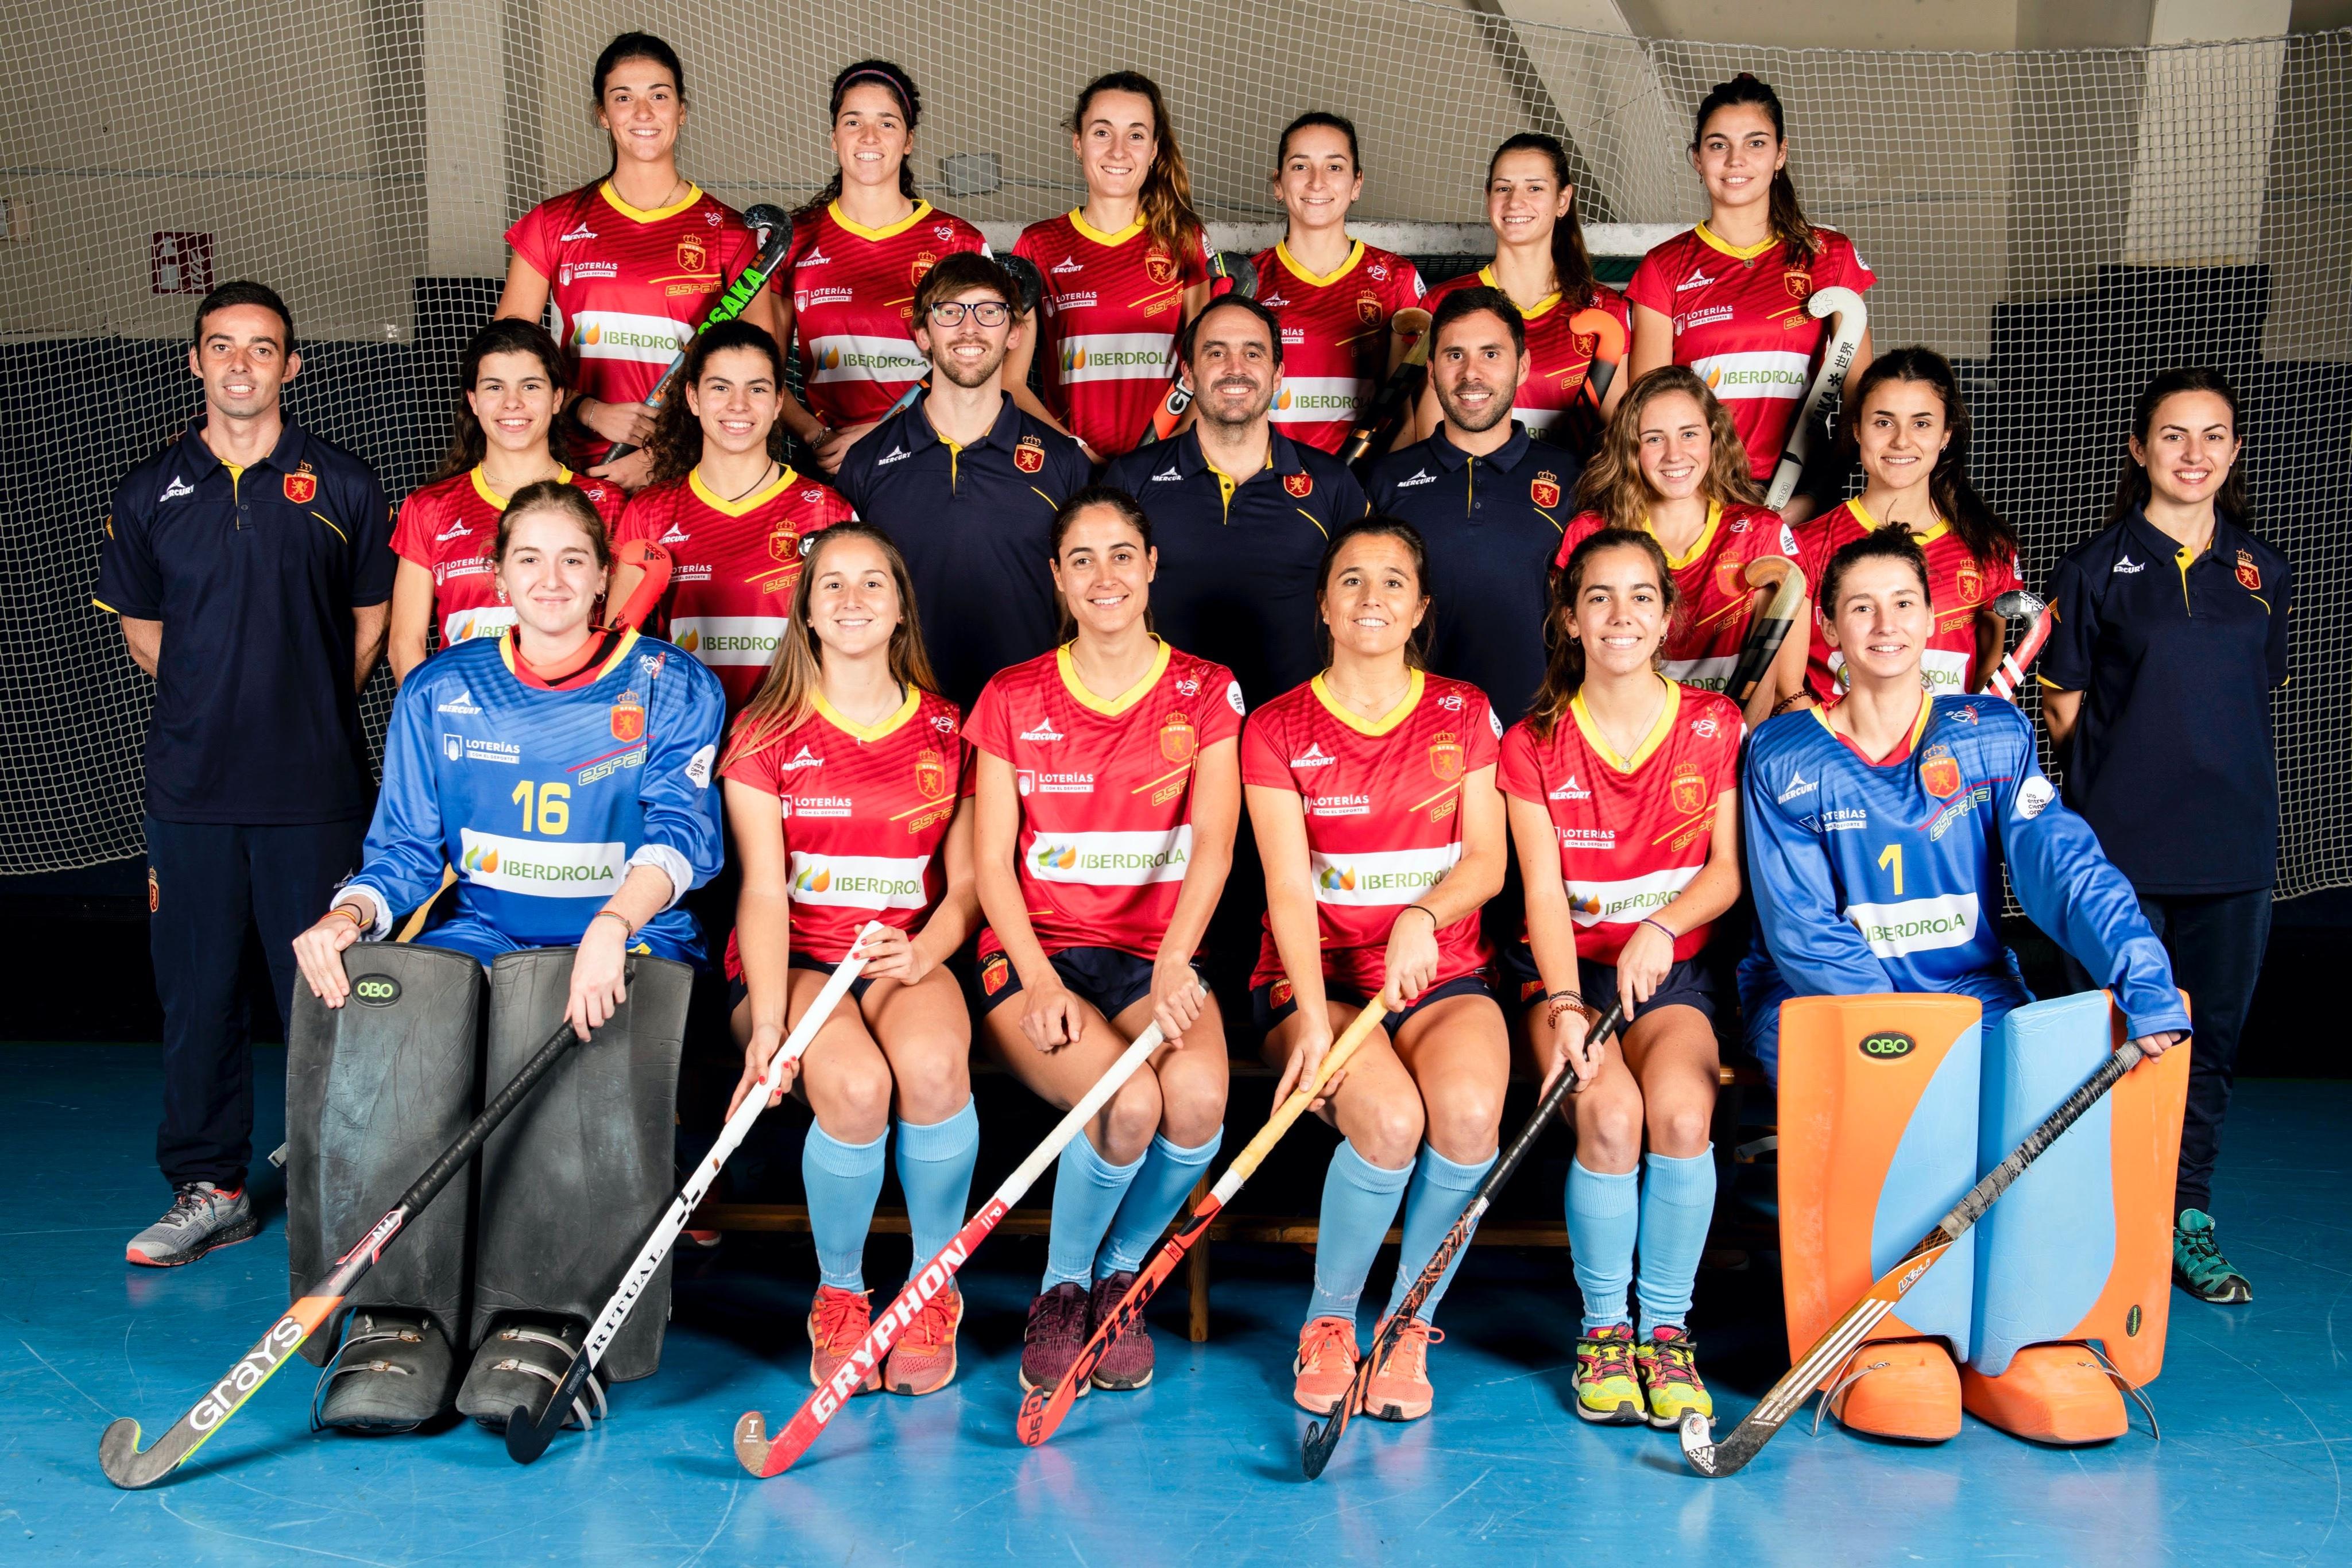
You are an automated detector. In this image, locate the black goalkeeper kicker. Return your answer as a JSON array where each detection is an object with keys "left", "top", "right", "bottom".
[
  {"left": 601, "top": 203, "right": 795, "bottom": 466},
  {"left": 1301, "top": 1002, "right": 1623, "bottom": 1480},
  {"left": 1679, "top": 1040, "right": 2146, "bottom": 1478},
  {"left": 99, "top": 1019, "right": 584, "bottom": 1488}
]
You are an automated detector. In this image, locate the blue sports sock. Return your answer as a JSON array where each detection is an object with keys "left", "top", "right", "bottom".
[
  {"left": 1043, "top": 1135, "right": 1144, "bottom": 1290},
  {"left": 1097, "top": 1129, "right": 1223, "bottom": 1277},
  {"left": 893, "top": 1101, "right": 980, "bottom": 1274},
  {"left": 1635, "top": 1147, "right": 1716, "bottom": 1334},
  {"left": 1306, "top": 1143, "right": 1413, "bottom": 1325},
  {"left": 1566, "top": 1159, "right": 1640, "bottom": 1333},
  {"left": 1382, "top": 1144, "right": 1498, "bottom": 1324},
  {"left": 802, "top": 1123, "right": 887, "bottom": 1292}
]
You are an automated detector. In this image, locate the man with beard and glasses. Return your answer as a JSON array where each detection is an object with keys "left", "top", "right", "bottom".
[
  {"left": 836, "top": 251, "right": 1091, "bottom": 708},
  {"left": 1100, "top": 294, "right": 1368, "bottom": 708},
  {"left": 1366, "top": 287, "right": 1566, "bottom": 726}
]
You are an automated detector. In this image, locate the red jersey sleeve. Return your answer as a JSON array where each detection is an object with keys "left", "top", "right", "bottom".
[
  {"left": 1822, "top": 230, "right": 1878, "bottom": 295},
  {"left": 1990, "top": 544, "right": 2025, "bottom": 598},
  {"left": 1464, "top": 688, "right": 1502, "bottom": 771},
  {"left": 1196, "top": 663, "right": 1246, "bottom": 749},
  {"left": 504, "top": 199, "right": 559, "bottom": 280},
  {"left": 1239, "top": 706, "right": 1293, "bottom": 790},
  {"left": 1553, "top": 509, "right": 1608, "bottom": 570},
  {"left": 389, "top": 490, "right": 437, "bottom": 569},
  {"left": 965, "top": 675, "right": 1013, "bottom": 761},
  {"left": 1496, "top": 720, "right": 1543, "bottom": 803},
  {"left": 718, "top": 725, "right": 785, "bottom": 796},
  {"left": 1624, "top": 241, "right": 1677, "bottom": 316}
]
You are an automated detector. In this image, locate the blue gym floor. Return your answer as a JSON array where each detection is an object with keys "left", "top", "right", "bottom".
[{"left": 9, "top": 1044, "right": 2348, "bottom": 1565}]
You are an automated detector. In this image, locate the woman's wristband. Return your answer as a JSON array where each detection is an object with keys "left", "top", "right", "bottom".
[
  {"left": 1402, "top": 904, "right": 1440, "bottom": 930},
  {"left": 326, "top": 904, "right": 366, "bottom": 930},
  {"left": 1545, "top": 989, "right": 1596, "bottom": 1029},
  {"left": 1639, "top": 916, "right": 1678, "bottom": 944},
  {"left": 590, "top": 908, "right": 634, "bottom": 938}
]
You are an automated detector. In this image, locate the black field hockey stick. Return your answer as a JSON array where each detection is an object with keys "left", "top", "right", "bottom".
[
  {"left": 1301, "top": 1002, "right": 1623, "bottom": 1479},
  {"left": 1136, "top": 251, "right": 1259, "bottom": 447},
  {"left": 1338, "top": 307, "right": 1433, "bottom": 475},
  {"left": 874, "top": 254, "right": 1049, "bottom": 423},
  {"left": 505, "top": 927, "right": 880, "bottom": 1462},
  {"left": 100, "top": 1016, "right": 586, "bottom": 1488},
  {"left": 601, "top": 203, "right": 795, "bottom": 465},
  {"left": 1762, "top": 287, "right": 1867, "bottom": 512},
  {"left": 1680, "top": 1037, "right": 2148, "bottom": 1478}
]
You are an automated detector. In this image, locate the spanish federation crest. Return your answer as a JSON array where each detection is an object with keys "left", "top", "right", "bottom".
[
  {"left": 915, "top": 748, "right": 948, "bottom": 800},
  {"left": 1283, "top": 470, "right": 1314, "bottom": 499},
  {"left": 1670, "top": 762, "right": 1706, "bottom": 816},
  {"left": 1015, "top": 434, "right": 1046, "bottom": 474},
  {"left": 1920, "top": 744, "right": 1961, "bottom": 799},
  {"left": 2235, "top": 549, "right": 2261, "bottom": 591},
  {"left": 1429, "top": 731, "right": 1464, "bottom": 782},
  {"left": 1531, "top": 471, "right": 1561, "bottom": 509},
  {"left": 1160, "top": 713, "right": 1197, "bottom": 765},
  {"left": 282, "top": 469, "right": 317, "bottom": 505},
  {"left": 610, "top": 691, "right": 647, "bottom": 744}
]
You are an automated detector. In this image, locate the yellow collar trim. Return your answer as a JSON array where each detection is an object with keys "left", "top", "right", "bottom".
[
  {"left": 1068, "top": 207, "right": 1146, "bottom": 248},
  {"left": 1846, "top": 496, "right": 1947, "bottom": 544},
  {"left": 1694, "top": 222, "right": 1777, "bottom": 262},
  {"left": 599, "top": 180, "right": 705, "bottom": 224},
  {"left": 469, "top": 465, "right": 575, "bottom": 512},
  {"left": 829, "top": 198, "right": 932, "bottom": 243},
  {"left": 1311, "top": 668, "right": 1425, "bottom": 737},
  {"left": 500, "top": 625, "right": 641, "bottom": 682},
  {"left": 813, "top": 684, "right": 918, "bottom": 742},
  {"left": 1643, "top": 501, "right": 1722, "bottom": 572},
  {"left": 1571, "top": 677, "right": 1681, "bottom": 774},
  {"left": 1477, "top": 264, "right": 1558, "bottom": 321},
  {"left": 1810, "top": 688, "right": 1933, "bottom": 758},
  {"left": 1276, "top": 238, "right": 1365, "bottom": 289},
  {"left": 688, "top": 465, "right": 798, "bottom": 518},
  {"left": 1057, "top": 637, "right": 1171, "bottom": 716}
]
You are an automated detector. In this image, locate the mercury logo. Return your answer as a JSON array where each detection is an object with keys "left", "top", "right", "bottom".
[
  {"left": 1777, "top": 769, "right": 1816, "bottom": 804},
  {"left": 1018, "top": 719, "right": 1065, "bottom": 743},
  {"left": 160, "top": 475, "right": 194, "bottom": 501}
]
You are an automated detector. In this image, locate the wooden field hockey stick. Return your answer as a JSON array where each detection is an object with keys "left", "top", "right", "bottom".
[
  {"left": 734, "top": 1004, "right": 1191, "bottom": 1476},
  {"left": 505, "top": 924, "right": 883, "bottom": 1462},
  {"left": 1763, "top": 287, "right": 1868, "bottom": 511},
  {"left": 1723, "top": 555, "right": 1809, "bottom": 710},
  {"left": 1980, "top": 589, "right": 2052, "bottom": 702},
  {"left": 1681, "top": 1039, "right": 2147, "bottom": 1477},
  {"left": 101, "top": 1013, "right": 585, "bottom": 1488},
  {"left": 1301, "top": 1002, "right": 1623, "bottom": 1479},
  {"left": 1339, "top": 307, "right": 1433, "bottom": 475},
  {"left": 1016, "top": 994, "right": 1393, "bottom": 1446},
  {"left": 873, "top": 254, "right": 1047, "bottom": 424},
  {"left": 1136, "top": 252, "right": 1258, "bottom": 447},
  {"left": 601, "top": 204, "right": 795, "bottom": 466}
]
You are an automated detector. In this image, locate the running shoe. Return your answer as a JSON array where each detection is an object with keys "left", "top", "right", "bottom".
[
  {"left": 807, "top": 1286, "right": 880, "bottom": 1395},
  {"left": 885, "top": 1282, "right": 964, "bottom": 1396},
  {"left": 126, "top": 1181, "right": 257, "bottom": 1267},
  {"left": 1292, "top": 1315, "right": 1360, "bottom": 1415},
  {"left": 1362, "top": 1315, "right": 1442, "bottom": 1422},
  {"left": 1635, "top": 1324, "right": 1712, "bottom": 1428},
  {"left": 2174, "top": 1209, "right": 2252, "bottom": 1303},
  {"left": 1088, "top": 1270, "right": 1154, "bottom": 1391},
  {"left": 1573, "top": 1323, "right": 1645, "bottom": 1424},
  {"left": 1019, "top": 1281, "right": 1091, "bottom": 1394}
]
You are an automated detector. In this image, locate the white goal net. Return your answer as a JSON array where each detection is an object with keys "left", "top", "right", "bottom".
[{"left": 2, "top": 2, "right": 2345, "bottom": 896}]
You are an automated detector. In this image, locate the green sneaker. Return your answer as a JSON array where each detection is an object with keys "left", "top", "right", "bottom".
[
  {"left": 1573, "top": 1323, "right": 1645, "bottom": 1424},
  {"left": 1635, "top": 1324, "right": 1713, "bottom": 1429},
  {"left": 2173, "top": 1209, "right": 2252, "bottom": 1304}
]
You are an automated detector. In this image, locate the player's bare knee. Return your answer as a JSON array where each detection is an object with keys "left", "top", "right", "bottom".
[
  {"left": 1648, "top": 1098, "right": 1714, "bottom": 1158},
  {"left": 1101, "top": 1073, "right": 1165, "bottom": 1160},
  {"left": 1422, "top": 1084, "right": 1503, "bottom": 1164},
  {"left": 1350, "top": 1089, "right": 1425, "bottom": 1169},
  {"left": 1577, "top": 1083, "right": 1646, "bottom": 1167}
]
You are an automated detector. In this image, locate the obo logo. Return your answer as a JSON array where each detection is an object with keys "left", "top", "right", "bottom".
[{"left": 1859, "top": 1030, "right": 1917, "bottom": 1060}]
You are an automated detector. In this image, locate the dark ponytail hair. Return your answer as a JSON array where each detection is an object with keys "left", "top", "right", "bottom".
[
  {"left": 1845, "top": 347, "right": 2017, "bottom": 572},
  {"left": 1068, "top": 72, "right": 1202, "bottom": 266},
  {"left": 1314, "top": 516, "right": 1433, "bottom": 669},
  {"left": 432, "top": 319, "right": 575, "bottom": 483},
  {"left": 641, "top": 319, "right": 790, "bottom": 488},
  {"left": 1275, "top": 111, "right": 1361, "bottom": 175},
  {"left": 1048, "top": 485, "right": 1156, "bottom": 639},
  {"left": 1525, "top": 527, "right": 1677, "bottom": 741},
  {"left": 798, "top": 60, "right": 923, "bottom": 223},
  {"left": 590, "top": 33, "right": 686, "bottom": 183},
  {"left": 2105, "top": 367, "right": 2250, "bottom": 531},
  {"left": 1487, "top": 133, "right": 1599, "bottom": 312},
  {"left": 1819, "top": 522, "right": 1932, "bottom": 617},
  {"left": 1691, "top": 74, "right": 1820, "bottom": 266}
]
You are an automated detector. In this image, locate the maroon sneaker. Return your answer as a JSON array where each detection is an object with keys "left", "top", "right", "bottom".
[
  {"left": 1019, "top": 1282, "right": 1090, "bottom": 1394},
  {"left": 1087, "top": 1271, "right": 1155, "bottom": 1391}
]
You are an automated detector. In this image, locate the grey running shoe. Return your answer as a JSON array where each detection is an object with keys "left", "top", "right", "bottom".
[{"left": 126, "top": 1181, "right": 257, "bottom": 1267}]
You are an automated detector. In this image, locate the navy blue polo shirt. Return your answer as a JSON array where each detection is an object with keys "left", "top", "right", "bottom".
[
  {"left": 836, "top": 392, "right": 1091, "bottom": 710},
  {"left": 1099, "top": 428, "right": 1367, "bottom": 706},
  {"left": 96, "top": 417, "right": 393, "bottom": 824},
  {"left": 1368, "top": 422, "right": 1575, "bottom": 723},
  {"left": 2041, "top": 508, "right": 2291, "bottom": 895}
]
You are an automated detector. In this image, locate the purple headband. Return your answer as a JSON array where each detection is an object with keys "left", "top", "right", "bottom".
[{"left": 833, "top": 67, "right": 912, "bottom": 121}]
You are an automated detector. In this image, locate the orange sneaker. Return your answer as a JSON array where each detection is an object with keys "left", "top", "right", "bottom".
[
  {"left": 1292, "top": 1315, "right": 1361, "bottom": 1415},
  {"left": 1362, "top": 1316, "right": 1442, "bottom": 1422},
  {"left": 807, "top": 1286, "right": 880, "bottom": 1396},
  {"left": 884, "top": 1283, "right": 964, "bottom": 1397}
]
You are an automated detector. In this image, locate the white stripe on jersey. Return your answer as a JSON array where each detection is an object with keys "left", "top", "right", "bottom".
[
  {"left": 1310, "top": 845, "right": 1462, "bottom": 907},
  {"left": 1689, "top": 350, "right": 1811, "bottom": 401},
  {"left": 1512, "top": 403, "right": 1564, "bottom": 434},
  {"left": 1845, "top": 892, "right": 1982, "bottom": 958},
  {"left": 570, "top": 311, "right": 695, "bottom": 365},
  {"left": 1566, "top": 865, "right": 1702, "bottom": 928},
  {"left": 1025, "top": 826, "right": 1192, "bottom": 885},
  {"left": 1662, "top": 653, "right": 1738, "bottom": 691},
  {"left": 458, "top": 828, "right": 626, "bottom": 899},
  {"left": 788, "top": 852, "right": 932, "bottom": 910},
  {"left": 1269, "top": 377, "right": 1368, "bottom": 423},
  {"left": 671, "top": 615, "right": 790, "bottom": 667},
  {"left": 1828, "top": 648, "right": 1972, "bottom": 694},
  {"left": 805, "top": 334, "right": 927, "bottom": 384},
  {"left": 1058, "top": 334, "right": 1177, "bottom": 383},
  {"left": 442, "top": 604, "right": 518, "bottom": 646}
]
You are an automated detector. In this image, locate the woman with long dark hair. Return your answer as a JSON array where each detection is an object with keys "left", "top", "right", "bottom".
[{"left": 2040, "top": 367, "right": 2291, "bottom": 1306}]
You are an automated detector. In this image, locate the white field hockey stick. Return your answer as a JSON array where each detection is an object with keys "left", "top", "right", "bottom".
[
  {"left": 504, "top": 923, "right": 885, "bottom": 1462},
  {"left": 1980, "top": 589, "right": 2052, "bottom": 702},
  {"left": 734, "top": 1003, "right": 1190, "bottom": 1476},
  {"left": 1763, "top": 287, "right": 1869, "bottom": 511}
]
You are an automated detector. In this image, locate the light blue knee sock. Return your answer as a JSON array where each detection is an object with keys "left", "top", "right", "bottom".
[
  {"left": 1044, "top": 1135, "right": 1144, "bottom": 1290},
  {"left": 1097, "top": 1130, "right": 1224, "bottom": 1277},
  {"left": 1566, "top": 1159, "right": 1640, "bottom": 1332},
  {"left": 1635, "top": 1147, "right": 1716, "bottom": 1334},
  {"left": 1307, "top": 1143, "right": 1413, "bottom": 1325},
  {"left": 1381, "top": 1145, "right": 1498, "bottom": 1324},
  {"left": 803, "top": 1124, "right": 888, "bottom": 1292},
  {"left": 893, "top": 1101, "right": 980, "bottom": 1272}
]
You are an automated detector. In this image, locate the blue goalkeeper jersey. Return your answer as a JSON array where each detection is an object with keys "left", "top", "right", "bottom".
[
  {"left": 1741, "top": 692, "right": 2188, "bottom": 1042},
  {"left": 348, "top": 629, "right": 726, "bottom": 952}
]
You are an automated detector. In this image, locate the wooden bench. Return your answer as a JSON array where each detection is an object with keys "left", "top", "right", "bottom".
[{"left": 696, "top": 1058, "right": 1767, "bottom": 1342}]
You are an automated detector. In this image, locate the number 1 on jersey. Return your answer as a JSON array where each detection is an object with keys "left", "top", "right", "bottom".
[
  {"left": 512, "top": 780, "right": 571, "bottom": 835},
  {"left": 1878, "top": 842, "right": 1903, "bottom": 895}
]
